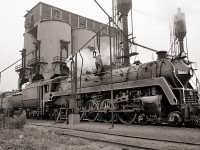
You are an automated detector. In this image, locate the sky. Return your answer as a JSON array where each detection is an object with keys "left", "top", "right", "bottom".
[{"left": 0, "top": 0, "right": 200, "bottom": 92}]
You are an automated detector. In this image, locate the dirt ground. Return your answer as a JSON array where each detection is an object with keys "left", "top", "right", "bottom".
[
  {"left": 1, "top": 118, "right": 200, "bottom": 150},
  {"left": 0, "top": 125, "right": 123, "bottom": 150}
]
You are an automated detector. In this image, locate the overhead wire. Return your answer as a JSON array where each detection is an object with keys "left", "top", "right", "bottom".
[
  {"left": 0, "top": 49, "right": 36, "bottom": 84},
  {"left": 133, "top": 8, "right": 169, "bottom": 22}
]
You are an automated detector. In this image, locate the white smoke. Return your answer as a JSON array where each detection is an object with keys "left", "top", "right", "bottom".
[
  {"left": 77, "top": 48, "right": 96, "bottom": 74},
  {"left": 66, "top": 43, "right": 114, "bottom": 76},
  {"left": 99, "top": 43, "right": 113, "bottom": 66},
  {"left": 76, "top": 44, "right": 113, "bottom": 75}
]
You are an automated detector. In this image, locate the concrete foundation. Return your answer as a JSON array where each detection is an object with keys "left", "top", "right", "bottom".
[{"left": 68, "top": 114, "right": 80, "bottom": 125}]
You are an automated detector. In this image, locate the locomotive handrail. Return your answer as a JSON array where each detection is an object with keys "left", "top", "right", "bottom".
[
  {"left": 170, "top": 61, "right": 186, "bottom": 104},
  {"left": 171, "top": 61, "right": 184, "bottom": 88}
]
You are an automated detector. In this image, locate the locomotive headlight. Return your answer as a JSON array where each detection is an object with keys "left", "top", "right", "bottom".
[{"left": 189, "top": 90, "right": 193, "bottom": 96}]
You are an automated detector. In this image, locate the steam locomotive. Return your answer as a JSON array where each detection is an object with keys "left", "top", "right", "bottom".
[
  {"left": 1, "top": 48, "right": 200, "bottom": 126},
  {"left": 1, "top": 1, "right": 200, "bottom": 127}
]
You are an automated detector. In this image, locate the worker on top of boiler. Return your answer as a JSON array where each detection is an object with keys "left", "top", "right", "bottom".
[{"left": 93, "top": 51, "right": 103, "bottom": 73}]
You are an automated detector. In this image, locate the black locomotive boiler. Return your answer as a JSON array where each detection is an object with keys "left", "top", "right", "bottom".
[{"left": 5, "top": 49, "right": 199, "bottom": 126}]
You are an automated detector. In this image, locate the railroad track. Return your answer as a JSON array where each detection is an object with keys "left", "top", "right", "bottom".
[{"left": 29, "top": 122, "right": 200, "bottom": 150}]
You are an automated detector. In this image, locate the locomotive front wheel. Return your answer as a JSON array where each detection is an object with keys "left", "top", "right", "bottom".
[
  {"left": 168, "top": 111, "right": 182, "bottom": 126},
  {"left": 118, "top": 112, "right": 137, "bottom": 124},
  {"left": 85, "top": 100, "right": 98, "bottom": 122},
  {"left": 138, "top": 113, "right": 148, "bottom": 125}
]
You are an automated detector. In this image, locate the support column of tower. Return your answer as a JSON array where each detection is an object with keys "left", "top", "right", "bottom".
[
  {"left": 117, "top": 0, "right": 132, "bottom": 67},
  {"left": 122, "top": 15, "right": 129, "bottom": 66}
]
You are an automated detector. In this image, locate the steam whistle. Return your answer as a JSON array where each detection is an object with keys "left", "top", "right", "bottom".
[{"left": 174, "top": 8, "right": 187, "bottom": 58}]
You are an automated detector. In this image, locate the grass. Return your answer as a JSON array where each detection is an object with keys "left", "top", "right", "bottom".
[
  {"left": 0, "top": 114, "right": 115, "bottom": 150},
  {"left": 0, "top": 126, "right": 95, "bottom": 150},
  {"left": 0, "top": 114, "right": 26, "bottom": 129}
]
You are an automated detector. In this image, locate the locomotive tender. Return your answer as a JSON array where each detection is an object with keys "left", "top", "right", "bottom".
[{"left": 1, "top": 1, "right": 200, "bottom": 126}]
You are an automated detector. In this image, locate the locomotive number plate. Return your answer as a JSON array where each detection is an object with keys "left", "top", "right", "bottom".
[{"left": 178, "top": 70, "right": 188, "bottom": 74}]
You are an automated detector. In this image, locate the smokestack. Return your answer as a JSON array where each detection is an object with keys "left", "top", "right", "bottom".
[
  {"left": 117, "top": 0, "right": 132, "bottom": 67},
  {"left": 156, "top": 51, "right": 167, "bottom": 60},
  {"left": 174, "top": 8, "right": 186, "bottom": 54}
]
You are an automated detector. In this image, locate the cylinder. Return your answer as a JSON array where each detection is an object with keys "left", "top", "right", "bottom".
[
  {"left": 23, "top": 32, "right": 37, "bottom": 83},
  {"left": 72, "top": 29, "right": 97, "bottom": 54},
  {"left": 37, "top": 20, "right": 71, "bottom": 79},
  {"left": 72, "top": 29, "right": 97, "bottom": 75},
  {"left": 24, "top": 32, "right": 37, "bottom": 66}
]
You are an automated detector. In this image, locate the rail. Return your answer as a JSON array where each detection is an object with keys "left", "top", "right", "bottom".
[
  {"left": 29, "top": 122, "right": 200, "bottom": 150},
  {"left": 15, "top": 64, "right": 22, "bottom": 71},
  {"left": 53, "top": 56, "right": 67, "bottom": 63},
  {"left": 15, "top": 64, "right": 31, "bottom": 72},
  {"left": 28, "top": 57, "right": 46, "bottom": 66}
]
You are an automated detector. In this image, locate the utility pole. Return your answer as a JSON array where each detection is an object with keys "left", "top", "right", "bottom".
[{"left": 109, "top": 18, "right": 114, "bottom": 128}]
